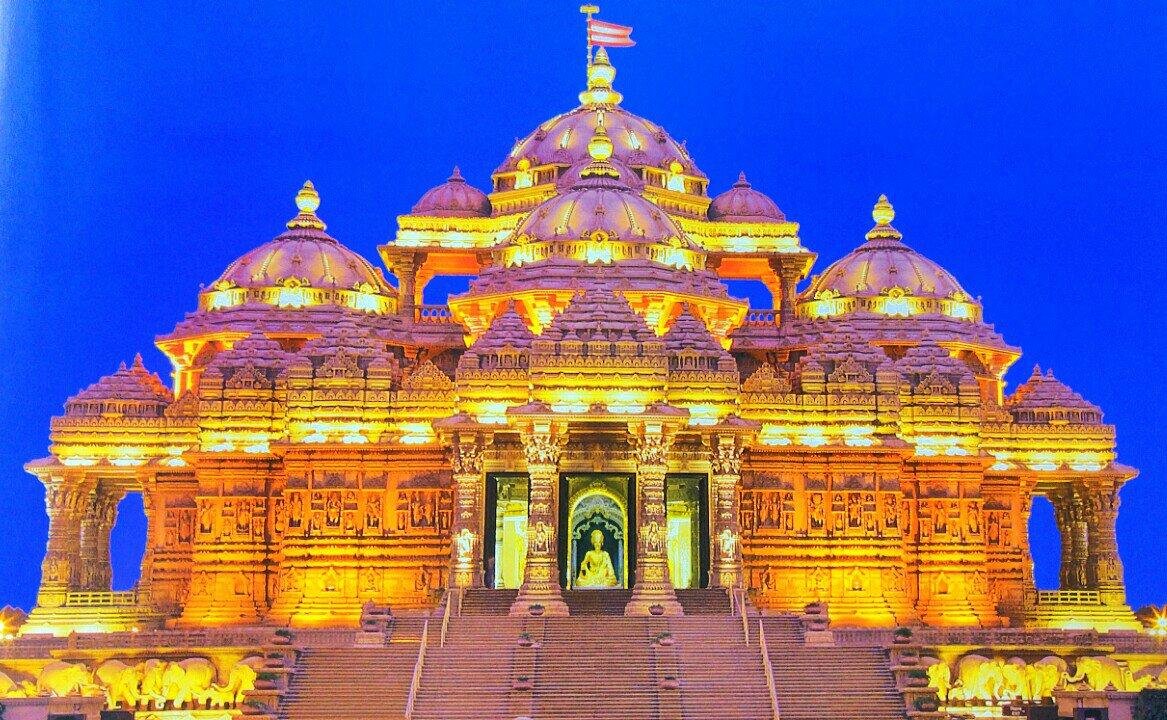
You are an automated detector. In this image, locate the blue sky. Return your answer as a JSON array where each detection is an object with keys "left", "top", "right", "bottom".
[{"left": 0, "top": 1, "right": 1164, "bottom": 611}]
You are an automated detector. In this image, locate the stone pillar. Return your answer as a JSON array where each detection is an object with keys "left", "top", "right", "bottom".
[
  {"left": 1083, "top": 481, "right": 1127, "bottom": 605},
  {"left": 1051, "top": 488, "right": 1089, "bottom": 590},
  {"left": 390, "top": 252, "right": 419, "bottom": 319},
  {"left": 1017, "top": 491, "right": 1038, "bottom": 606},
  {"left": 37, "top": 480, "right": 88, "bottom": 608},
  {"left": 771, "top": 257, "right": 805, "bottom": 329},
  {"left": 78, "top": 487, "right": 122, "bottom": 590},
  {"left": 709, "top": 436, "right": 745, "bottom": 589},
  {"left": 511, "top": 432, "right": 568, "bottom": 616},
  {"left": 626, "top": 431, "right": 683, "bottom": 616},
  {"left": 448, "top": 433, "right": 486, "bottom": 589},
  {"left": 137, "top": 485, "right": 157, "bottom": 602}
]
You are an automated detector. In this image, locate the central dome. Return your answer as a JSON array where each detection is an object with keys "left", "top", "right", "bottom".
[
  {"left": 499, "top": 124, "right": 702, "bottom": 270},
  {"left": 492, "top": 49, "right": 706, "bottom": 198}
]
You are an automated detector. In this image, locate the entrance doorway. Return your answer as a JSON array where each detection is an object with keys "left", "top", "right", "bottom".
[
  {"left": 485, "top": 474, "right": 529, "bottom": 589},
  {"left": 561, "top": 474, "right": 634, "bottom": 589},
  {"left": 666, "top": 475, "right": 709, "bottom": 589}
]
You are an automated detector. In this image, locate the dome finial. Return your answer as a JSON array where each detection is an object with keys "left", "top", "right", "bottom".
[
  {"left": 865, "top": 194, "right": 901, "bottom": 242},
  {"left": 449, "top": 166, "right": 464, "bottom": 182},
  {"left": 587, "top": 118, "right": 613, "bottom": 162},
  {"left": 872, "top": 194, "right": 894, "bottom": 226},
  {"left": 734, "top": 171, "right": 750, "bottom": 188},
  {"left": 288, "top": 180, "right": 326, "bottom": 231},
  {"left": 579, "top": 46, "right": 623, "bottom": 106}
]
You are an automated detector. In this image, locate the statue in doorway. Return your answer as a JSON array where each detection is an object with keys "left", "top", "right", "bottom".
[{"left": 576, "top": 528, "right": 618, "bottom": 588}]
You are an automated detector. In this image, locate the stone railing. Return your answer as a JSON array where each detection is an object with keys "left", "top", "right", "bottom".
[
  {"left": 1035, "top": 589, "right": 1102, "bottom": 605},
  {"left": 413, "top": 305, "right": 456, "bottom": 324},
  {"left": 743, "top": 309, "right": 777, "bottom": 326},
  {"left": 64, "top": 590, "right": 139, "bottom": 607}
]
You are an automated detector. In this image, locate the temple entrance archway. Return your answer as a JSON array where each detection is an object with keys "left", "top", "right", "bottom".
[
  {"left": 485, "top": 474, "right": 529, "bottom": 589},
  {"left": 1029, "top": 495, "right": 1061, "bottom": 590},
  {"left": 666, "top": 475, "right": 709, "bottom": 590},
  {"left": 109, "top": 493, "right": 147, "bottom": 591}
]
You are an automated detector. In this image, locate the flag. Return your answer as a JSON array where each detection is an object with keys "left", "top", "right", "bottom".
[{"left": 588, "top": 18, "right": 635, "bottom": 48}]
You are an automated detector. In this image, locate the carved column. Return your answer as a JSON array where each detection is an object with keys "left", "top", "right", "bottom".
[
  {"left": 1083, "top": 480, "right": 1126, "bottom": 605},
  {"left": 626, "top": 430, "right": 683, "bottom": 616},
  {"left": 448, "top": 433, "right": 486, "bottom": 589},
  {"left": 510, "top": 431, "right": 569, "bottom": 616},
  {"left": 1017, "top": 490, "right": 1038, "bottom": 607},
  {"left": 137, "top": 483, "right": 158, "bottom": 602},
  {"left": 709, "top": 436, "right": 745, "bottom": 589},
  {"left": 79, "top": 486, "right": 123, "bottom": 590},
  {"left": 37, "top": 479, "right": 88, "bottom": 608},
  {"left": 771, "top": 257, "right": 806, "bottom": 329},
  {"left": 389, "top": 251, "right": 419, "bottom": 319},
  {"left": 1051, "top": 488, "right": 1089, "bottom": 590}
]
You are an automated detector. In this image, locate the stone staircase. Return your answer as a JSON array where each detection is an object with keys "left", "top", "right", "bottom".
[
  {"left": 671, "top": 616, "right": 772, "bottom": 720},
  {"left": 766, "top": 644, "right": 904, "bottom": 720},
  {"left": 461, "top": 588, "right": 517, "bottom": 615},
  {"left": 411, "top": 616, "right": 523, "bottom": 720},
  {"left": 278, "top": 645, "right": 419, "bottom": 720},
  {"left": 274, "top": 593, "right": 906, "bottom": 720},
  {"left": 675, "top": 588, "right": 733, "bottom": 614},
  {"left": 563, "top": 588, "right": 633, "bottom": 615}
]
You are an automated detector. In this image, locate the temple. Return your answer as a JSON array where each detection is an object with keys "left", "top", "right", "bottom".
[{"left": 2, "top": 33, "right": 1163, "bottom": 720}]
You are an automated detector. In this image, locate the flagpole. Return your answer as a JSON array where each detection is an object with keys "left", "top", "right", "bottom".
[{"left": 580, "top": 5, "right": 599, "bottom": 73}]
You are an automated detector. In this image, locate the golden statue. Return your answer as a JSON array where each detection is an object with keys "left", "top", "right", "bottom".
[{"left": 575, "top": 528, "right": 618, "bottom": 588}]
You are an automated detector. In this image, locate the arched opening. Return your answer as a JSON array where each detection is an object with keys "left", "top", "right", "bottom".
[
  {"left": 423, "top": 275, "right": 473, "bottom": 305},
  {"left": 109, "top": 493, "right": 148, "bottom": 591},
  {"left": 1028, "top": 495, "right": 1061, "bottom": 590},
  {"left": 723, "top": 279, "right": 773, "bottom": 309}
]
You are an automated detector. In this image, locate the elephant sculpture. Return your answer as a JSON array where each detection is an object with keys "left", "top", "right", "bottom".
[
  {"left": 95, "top": 660, "right": 143, "bottom": 708},
  {"left": 172, "top": 658, "right": 217, "bottom": 707},
  {"left": 923, "top": 658, "right": 952, "bottom": 702},
  {"left": 138, "top": 658, "right": 168, "bottom": 708},
  {"left": 1066, "top": 656, "right": 1153, "bottom": 692},
  {"left": 952, "top": 655, "right": 1010, "bottom": 702},
  {"left": 0, "top": 669, "right": 35, "bottom": 698},
  {"left": 210, "top": 656, "right": 260, "bottom": 707},
  {"left": 37, "top": 661, "right": 97, "bottom": 698},
  {"left": 1028, "top": 656, "right": 1068, "bottom": 700}
]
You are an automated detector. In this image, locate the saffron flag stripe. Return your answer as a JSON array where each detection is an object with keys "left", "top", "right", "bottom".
[{"left": 587, "top": 18, "right": 635, "bottom": 47}]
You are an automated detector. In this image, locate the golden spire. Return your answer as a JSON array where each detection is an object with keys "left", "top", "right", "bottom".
[
  {"left": 865, "top": 193, "right": 901, "bottom": 241},
  {"left": 580, "top": 118, "right": 620, "bottom": 179},
  {"left": 287, "top": 180, "right": 327, "bottom": 231},
  {"left": 872, "top": 194, "right": 895, "bottom": 225},
  {"left": 579, "top": 47, "right": 623, "bottom": 106}
]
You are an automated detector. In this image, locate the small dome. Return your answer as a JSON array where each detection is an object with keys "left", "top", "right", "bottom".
[
  {"left": 202, "top": 182, "right": 394, "bottom": 313},
  {"left": 1006, "top": 365, "right": 1103, "bottom": 424},
  {"left": 65, "top": 355, "right": 172, "bottom": 417},
  {"left": 799, "top": 195, "right": 979, "bottom": 321},
  {"left": 708, "top": 172, "right": 785, "bottom": 223},
  {"left": 411, "top": 167, "right": 492, "bottom": 218}
]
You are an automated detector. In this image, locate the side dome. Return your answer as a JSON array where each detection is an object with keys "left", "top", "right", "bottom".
[
  {"left": 411, "top": 167, "right": 492, "bottom": 218},
  {"left": 499, "top": 124, "right": 703, "bottom": 271},
  {"left": 799, "top": 195, "right": 980, "bottom": 322},
  {"left": 200, "top": 182, "right": 396, "bottom": 314},
  {"left": 708, "top": 172, "right": 786, "bottom": 223},
  {"left": 64, "top": 354, "right": 172, "bottom": 418}
]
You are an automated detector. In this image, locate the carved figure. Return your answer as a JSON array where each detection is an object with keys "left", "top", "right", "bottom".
[
  {"left": 1066, "top": 656, "right": 1152, "bottom": 692},
  {"left": 37, "top": 660, "right": 96, "bottom": 698},
  {"left": 210, "top": 657, "right": 260, "bottom": 706},
  {"left": 718, "top": 528, "right": 737, "bottom": 560},
  {"left": 576, "top": 528, "right": 618, "bottom": 587},
  {"left": 95, "top": 660, "right": 142, "bottom": 708},
  {"left": 923, "top": 658, "right": 952, "bottom": 702},
  {"left": 169, "top": 658, "right": 217, "bottom": 707},
  {"left": 454, "top": 527, "right": 476, "bottom": 563},
  {"left": 0, "top": 669, "right": 34, "bottom": 698}
]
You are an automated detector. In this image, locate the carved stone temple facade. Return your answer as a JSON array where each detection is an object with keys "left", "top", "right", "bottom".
[{"left": 21, "top": 48, "right": 1139, "bottom": 637}]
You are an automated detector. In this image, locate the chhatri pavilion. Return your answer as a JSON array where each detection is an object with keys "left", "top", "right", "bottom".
[{"left": 3, "top": 29, "right": 1163, "bottom": 720}]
